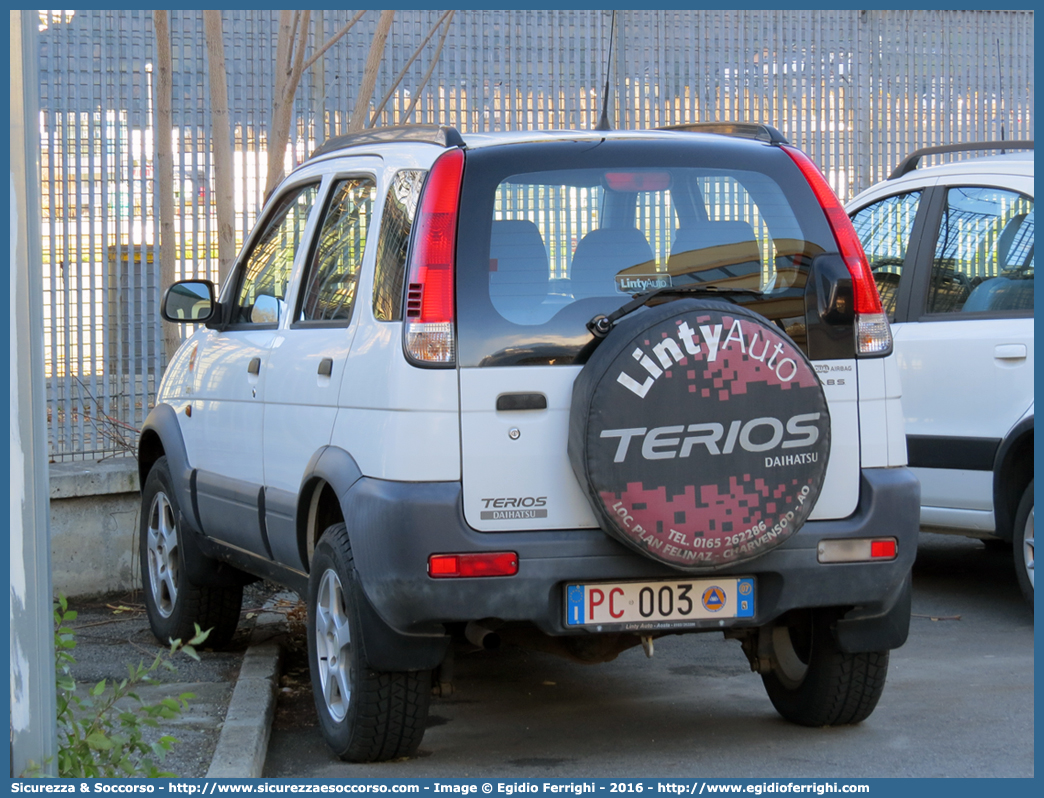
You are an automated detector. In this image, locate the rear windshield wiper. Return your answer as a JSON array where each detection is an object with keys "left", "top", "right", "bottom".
[{"left": 587, "top": 285, "right": 764, "bottom": 338}]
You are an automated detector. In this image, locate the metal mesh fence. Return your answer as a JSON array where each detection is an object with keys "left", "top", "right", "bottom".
[{"left": 35, "top": 9, "right": 1034, "bottom": 461}]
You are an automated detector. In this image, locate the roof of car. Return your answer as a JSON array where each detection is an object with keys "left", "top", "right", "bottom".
[
  {"left": 305, "top": 124, "right": 785, "bottom": 165},
  {"left": 890, "top": 151, "right": 1034, "bottom": 183},
  {"left": 887, "top": 141, "right": 1033, "bottom": 180},
  {"left": 847, "top": 147, "right": 1034, "bottom": 209}
]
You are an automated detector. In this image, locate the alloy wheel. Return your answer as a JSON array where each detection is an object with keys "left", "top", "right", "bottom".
[
  {"left": 146, "top": 491, "right": 179, "bottom": 618},
  {"left": 315, "top": 568, "right": 353, "bottom": 722},
  {"left": 1023, "top": 507, "right": 1034, "bottom": 589}
]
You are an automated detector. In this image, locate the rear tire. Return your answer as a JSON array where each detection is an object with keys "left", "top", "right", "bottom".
[
  {"left": 761, "top": 609, "right": 889, "bottom": 726},
  {"left": 139, "top": 456, "right": 243, "bottom": 648},
  {"left": 307, "top": 523, "right": 431, "bottom": 762},
  {"left": 1013, "top": 480, "right": 1034, "bottom": 607}
]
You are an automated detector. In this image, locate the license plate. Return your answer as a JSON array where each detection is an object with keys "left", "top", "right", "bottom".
[{"left": 565, "top": 577, "right": 755, "bottom": 628}]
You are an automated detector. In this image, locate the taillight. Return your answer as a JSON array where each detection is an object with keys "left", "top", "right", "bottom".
[
  {"left": 783, "top": 146, "right": 893, "bottom": 357},
  {"left": 428, "top": 552, "right": 519, "bottom": 578},
  {"left": 404, "top": 147, "right": 464, "bottom": 365},
  {"left": 817, "top": 537, "right": 898, "bottom": 563}
]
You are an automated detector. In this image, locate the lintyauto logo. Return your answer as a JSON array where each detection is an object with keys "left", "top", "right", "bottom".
[
  {"left": 616, "top": 273, "right": 673, "bottom": 293},
  {"left": 584, "top": 306, "right": 830, "bottom": 568}
]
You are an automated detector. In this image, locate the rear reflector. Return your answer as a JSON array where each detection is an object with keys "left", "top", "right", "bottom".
[
  {"left": 404, "top": 147, "right": 464, "bottom": 365},
  {"left": 818, "top": 538, "right": 898, "bottom": 563},
  {"left": 870, "top": 539, "right": 898, "bottom": 559},
  {"left": 428, "top": 552, "right": 519, "bottom": 578},
  {"left": 782, "top": 145, "right": 892, "bottom": 357}
]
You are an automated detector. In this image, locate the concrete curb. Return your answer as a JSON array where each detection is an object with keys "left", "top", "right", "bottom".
[{"left": 205, "top": 640, "right": 283, "bottom": 778}]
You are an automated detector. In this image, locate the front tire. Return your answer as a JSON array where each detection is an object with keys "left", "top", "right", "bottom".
[
  {"left": 307, "top": 523, "right": 431, "bottom": 762},
  {"left": 139, "top": 456, "right": 243, "bottom": 648},
  {"left": 1013, "top": 480, "right": 1034, "bottom": 607},
  {"left": 761, "top": 609, "right": 889, "bottom": 726}
]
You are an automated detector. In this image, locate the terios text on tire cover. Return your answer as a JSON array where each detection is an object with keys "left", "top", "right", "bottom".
[{"left": 140, "top": 122, "right": 919, "bottom": 762}]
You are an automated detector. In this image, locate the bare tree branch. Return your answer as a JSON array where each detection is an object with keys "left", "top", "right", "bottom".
[
  {"left": 403, "top": 12, "right": 455, "bottom": 123},
  {"left": 370, "top": 10, "right": 453, "bottom": 126},
  {"left": 274, "top": 10, "right": 293, "bottom": 89},
  {"left": 203, "top": 10, "right": 236, "bottom": 286},
  {"left": 287, "top": 10, "right": 311, "bottom": 102},
  {"left": 348, "top": 10, "right": 396, "bottom": 132},
  {"left": 286, "top": 10, "right": 302, "bottom": 74},
  {"left": 302, "top": 9, "right": 366, "bottom": 74},
  {"left": 152, "top": 10, "right": 181, "bottom": 365},
  {"left": 266, "top": 10, "right": 305, "bottom": 198}
]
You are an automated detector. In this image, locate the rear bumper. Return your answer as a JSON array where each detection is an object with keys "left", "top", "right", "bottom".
[{"left": 345, "top": 467, "right": 919, "bottom": 649}]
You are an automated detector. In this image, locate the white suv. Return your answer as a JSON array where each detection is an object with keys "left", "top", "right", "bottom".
[
  {"left": 140, "top": 124, "right": 919, "bottom": 762},
  {"left": 848, "top": 143, "right": 1034, "bottom": 604}
]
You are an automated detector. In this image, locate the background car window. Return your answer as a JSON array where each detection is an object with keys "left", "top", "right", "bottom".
[
  {"left": 849, "top": 191, "right": 921, "bottom": 318},
  {"left": 928, "top": 187, "right": 1034, "bottom": 314},
  {"left": 232, "top": 183, "right": 320, "bottom": 325},
  {"left": 372, "top": 169, "right": 426, "bottom": 322},
  {"left": 298, "top": 177, "right": 376, "bottom": 323}
]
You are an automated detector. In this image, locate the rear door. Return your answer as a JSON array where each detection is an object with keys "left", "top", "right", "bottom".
[{"left": 455, "top": 140, "right": 862, "bottom": 533}]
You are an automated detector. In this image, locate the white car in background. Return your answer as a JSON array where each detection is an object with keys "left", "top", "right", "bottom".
[{"left": 848, "top": 142, "right": 1034, "bottom": 605}]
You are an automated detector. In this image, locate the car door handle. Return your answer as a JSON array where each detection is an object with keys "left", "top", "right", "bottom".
[
  {"left": 496, "top": 393, "right": 548, "bottom": 411},
  {"left": 318, "top": 358, "right": 333, "bottom": 377},
  {"left": 995, "top": 344, "right": 1027, "bottom": 360},
  {"left": 247, "top": 357, "right": 261, "bottom": 375}
]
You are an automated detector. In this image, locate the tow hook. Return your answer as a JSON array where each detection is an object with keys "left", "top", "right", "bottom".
[{"left": 641, "top": 635, "right": 655, "bottom": 658}]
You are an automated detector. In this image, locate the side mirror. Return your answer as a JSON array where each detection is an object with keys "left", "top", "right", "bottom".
[
  {"left": 249, "top": 294, "right": 284, "bottom": 325},
  {"left": 162, "top": 280, "right": 217, "bottom": 323}
]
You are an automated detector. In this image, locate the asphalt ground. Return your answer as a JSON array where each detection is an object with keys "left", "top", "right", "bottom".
[
  {"left": 262, "top": 532, "right": 1034, "bottom": 778},
  {"left": 60, "top": 531, "right": 1033, "bottom": 778},
  {"left": 61, "top": 581, "right": 292, "bottom": 778}
]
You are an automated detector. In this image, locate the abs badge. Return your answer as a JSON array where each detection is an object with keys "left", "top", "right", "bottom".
[
  {"left": 569, "top": 298, "right": 831, "bottom": 571},
  {"left": 702, "top": 586, "right": 726, "bottom": 612}
]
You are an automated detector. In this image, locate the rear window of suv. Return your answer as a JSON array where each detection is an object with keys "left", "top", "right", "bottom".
[{"left": 455, "top": 139, "right": 838, "bottom": 367}]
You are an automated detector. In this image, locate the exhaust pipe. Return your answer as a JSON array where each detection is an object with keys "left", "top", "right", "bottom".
[{"left": 465, "top": 621, "right": 501, "bottom": 651}]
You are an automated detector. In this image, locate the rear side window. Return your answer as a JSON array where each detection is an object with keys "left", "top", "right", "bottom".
[
  {"left": 372, "top": 169, "right": 426, "bottom": 322},
  {"left": 456, "top": 140, "right": 836, "bottom": 367},
  {"left": 927, "top": 187, "right": 1033, "bottom": 315},
  {"left": 297, "top": 176, "right": 376, "bottom": 324}
]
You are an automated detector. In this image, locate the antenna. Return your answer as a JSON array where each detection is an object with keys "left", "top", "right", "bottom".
[
  {"left": 595, "top": 10, "right": 616, "bottom": 131},
  {"left": 997, "top": 39, "right": 1006, "bottom": 150}
]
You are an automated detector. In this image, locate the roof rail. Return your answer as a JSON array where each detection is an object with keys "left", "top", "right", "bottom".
[
  {"left": 308, "top": 124, "right": 465, "bottom": 161},
  {"left": 889, "top": 140, "right": 1034, "bottom": 180},
  {"left": 657, "top": 122, "right": 789, "bottom": 145}
]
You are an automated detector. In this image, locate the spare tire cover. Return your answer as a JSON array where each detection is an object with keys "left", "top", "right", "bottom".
[{"left": 568, "top": 298, "right": 830, "bottom": 570}]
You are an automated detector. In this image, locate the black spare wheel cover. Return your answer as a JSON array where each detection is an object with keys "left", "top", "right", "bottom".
[{"left": 568, "top": 298, "right": 830, "bottom": 570}]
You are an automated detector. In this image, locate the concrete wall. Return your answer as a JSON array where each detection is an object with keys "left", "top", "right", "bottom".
[{"left": 49, "top": 457, "right": 140, "bottom": 598}]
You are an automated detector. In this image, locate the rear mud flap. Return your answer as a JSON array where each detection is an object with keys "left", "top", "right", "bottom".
[{"left": 834, "top": 571, "right": 912, "bottom": 653}]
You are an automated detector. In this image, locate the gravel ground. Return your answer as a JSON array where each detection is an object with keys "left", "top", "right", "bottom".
[{"left": 60, "top": 582, "right": 299, "bottom": 778}]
